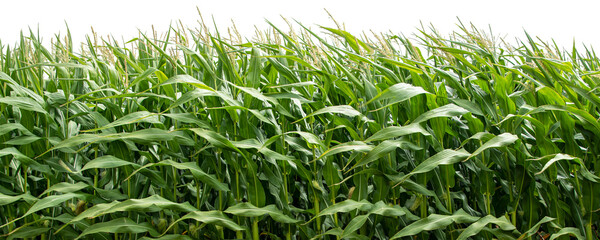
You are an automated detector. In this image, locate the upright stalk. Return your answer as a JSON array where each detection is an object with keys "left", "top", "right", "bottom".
[{"left": 252, "top": 218, "right": 259, "bottom": 240}]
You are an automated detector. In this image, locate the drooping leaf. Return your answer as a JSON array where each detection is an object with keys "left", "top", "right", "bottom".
[
  {"left": 316, "top": 199, "right": 372, "bottom": 218},
  {"left": 0, "top": 192, "right": 37, "bottom": 206},
  {"left": 0, "top": 97, "right": 47, "bottom": 114},
  {"left": 1, "top": 193, "right": 86, "bottom": 228},
  {"left": 318, "top": 141, "right": 373, "bottom": 160},
  {"left": 396, "top": 149, "right": 470, "bottom": 184},
  {"left": 189, "top": 128, "right": 242, "bottom": 154},
  {"left": 64, "top": 195, "right": 196, "bottom": 226},
  {"left": 127, "top": 160, "right": 229, "bottom": 192},
  {"left": 352, "top": 139, "right": 421, "bottom": 169},
  {"left": 75, "top": 218, "right": 159, "bottom": 240},
  {"left": 84, "top": 111, "right": 161, "bottom": 132},
  {"left": 366, "top": 83, "right": 430, "bottom": 110},
  {"left": 391, "top": 209, "right": 479, "bottom": 239},
  {"left": 467, "top": 133, "right": 518, "bottom": 160},
  {"left": 6, "top": 226, "right": 50, "bottom": 240},
  {"left": 518, "top": 216, "right": 555, "bottom": 240},
  {"left": 294, "top": 105, "right": 362, "bottom": 123},
  {"left": 225, "top": 203, "right": 299, "bottom": 224},
  {"left": 0, "top": 147, "right": 50, "bottom": 173},
  {"left": 366, "top": 124, "right": 431, "bottom": 142},
  {"left": 40, "top": 182, "right": 89, "bottom": 196},
  {"left": 412, "top": 103, "right": 468, "bottom": 124},
  {"left": 456, "top": 215, "right": 516, "bottom": 240},
  {"left": 548, "top": 227, "right": 585, "bottom": 240},
  {"left": 169, "top": 211, "right": 246, "bottom": 231}
]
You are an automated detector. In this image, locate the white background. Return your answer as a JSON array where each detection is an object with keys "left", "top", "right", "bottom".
[{"left": 1, "top": 0, "right": 599, "bottom": 51}]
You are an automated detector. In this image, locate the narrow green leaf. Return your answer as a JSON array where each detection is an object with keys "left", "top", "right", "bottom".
[
  {"left": 75, "top": 218, "right": 159, "bottom": 240},
  {"left": 318, "top": 141, "right": 373, "bottom": 160},
  {"left": 396, "top": 149, "right": 470, "bottom": 184},
  {"left": 40, "top": 182, "right": 89, "bottom": 196},
  {"left": 391, "top": 209, "right": 478, "bottom": 239},
  {"left": 170, "top": 211, "right": 246, "bottom": 231},
  {"left": 365, "top": 83, "right": 430, "bottom": 110},
  {"left": 294, "top": 105, "right": 362, "bottom": 123},
  {"left": 0, "top": 97, "right": 47, "bottom": 114},
  {"left": 84, "top": 111, "right": 161, "bottom": 132},
  {"left": 413, "top": 103, "right": 468, "bottom": 124},
  {"left": 366, "top": 124, "right": 430, "bottom": 142},
  {"left": 352, "top": 140, "right": 421, "bottom": 169},
  {"left": 225, "top": 203, "right": 299, "bottom": 223},
  {"left": 316, "top": 199, "right": 371, "bottom": 218},
  {"left": 1, "top": 193, "right": 86, "bottom": 228},
  {"left": 456, "top": 215, "right": 516, "bottom": 240},
  {"left": 0, "top": 192, "right": 37, "bottom": 206},
  {"left": 467, "top": 133, "right": 518, "bottom": 160},
  {"left": 548, "top": 227, "right": 585, "bottom": 240}
]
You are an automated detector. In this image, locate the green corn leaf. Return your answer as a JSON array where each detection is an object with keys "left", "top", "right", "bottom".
[
  {"left": 40, "top": 182, "right": 89, "bottom": 196},
  {"left": 0, "top": 147, "right": 50, "bottom": 173},
  {"left": 351, "top": 139, "right": 421, "bottom": 169},
  {"left": 75, "top": 218, "right": 159, "bottom": 240},
  {"left": 518, "top": 216, "right": 555, "bottom": 240},
  {"left": 367, "top": 201, "right": 410, "bottom": 217},
  {"left": 139, "top": 235, "right": 192, "bottom": 240},
  {"left": 365, "top": 83, "right": 430, "bottom": 110},
  {"left": 61, "top": 195, "right": 197, "bottom": 232},
  {"left": 127, "top": 160, "right": 229, "bottom": 191},
  {"left": 294, "top": 105, "right": 362, "bottom": 123},
  {"left": 225, "top": 202, "right": 299, "bottom": 223},
  {"left": 318, "top": 141, "right": 373, "bottom": 160},
  {"left": 390, "top": 209, "right": 479, "bottom": 239},
  {"left": 366, "top": 123, "right": 431, "bottom": 142},
  {"left": 1, "top": 193, "right": 86, "bottom": 228},
  {"left": 3, "top": 135, "right": 42, "bottom": 145},
  {"left": 396, "top": 149, "right": 470, "bottom": 185},
  {"left": 189, "top": 128, "right": 242, "bottom": 154},
  {"left": 80, "top": 155, "right": 141, "bottom": 172},
  {"left": 413, "top": 103, "right": 468, "bottom": 124},
  {"left": 0, "top": 192, "right": 37, "bottom": 206},
  {"left": 315, "top": 199, "right": 372, "bottom": 219},
  {"left": 341, "top": 214, "right": 369, "bottom": 237},
  {"left": 0, "top": 123, "right": 34, "bottom": 136},
  {"left": 0, "top": 97, "right": 47, "bottom": 114},
  {"left": 6, "top": 227, "right": 50, "bottom": 240},
  {"left": 456, "top": 215, "right": 517, "bottom": 240},
  {"left": 467, "top": 133, "right": 518, "bottom": 160},
  {"left": 83, "top": 111, "right": 161, "bottom": 132},
  {"left": 169, "top": 211, "right": 246, "bottom": 231},
  {"left": 46, "top": 129, "right": 178, "bottom": 154},
  {"left": 548, "top": 227, "right": 585, "bottom": 240},
  {"left": 528, "top": 154, "right": 599, "bottom": 182}
]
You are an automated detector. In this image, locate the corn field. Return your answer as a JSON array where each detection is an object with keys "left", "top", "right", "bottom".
[{"left": 0, "top": 18, "right": 599, "bottom": 240}]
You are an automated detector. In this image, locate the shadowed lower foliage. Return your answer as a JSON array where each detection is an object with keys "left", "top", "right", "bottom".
[{"left": 0, "top": 18, "right": 599, "bottom": 240}]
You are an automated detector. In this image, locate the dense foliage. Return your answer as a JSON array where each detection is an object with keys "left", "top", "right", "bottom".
[{"left": 0, "top": 19, "right": 599, "bottom": 240}]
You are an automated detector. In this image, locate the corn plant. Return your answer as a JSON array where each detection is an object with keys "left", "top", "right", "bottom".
[{"left": 0, "top": 18, "right": 599, "bottom": 240}]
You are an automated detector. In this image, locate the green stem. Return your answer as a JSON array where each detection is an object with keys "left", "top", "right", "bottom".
[
  {"left": 586, "top": 181, "right": 593, "bottom": 240},
  {"left": 93, "top": 146, "right": 98, "bottom": 197},
  {"left": 574, "top": 171, "right": 586, "bottom": 215},
  {"left": 172, "top": 167, "right": 177, "bottom": 202},
  {"left": 585, "top": 221, "right": 593, "bottom": 240},
  {"left": 23, "top": 166, "right": 28, "bottom": 193},
  {"left": 486, "top": 192, "right": 492, "bottom": 214},
  {"left": 311, "top": 147, "right": 321, "bottom": 234},
  {"left": 252, "top": 218, "right": 259, "bottom": 240},
  {"left": 446, "top": 185, "right": 452, "bottom": 213},
  {"left": 314, "top": 191, "right": 321, "bottom": 233}
]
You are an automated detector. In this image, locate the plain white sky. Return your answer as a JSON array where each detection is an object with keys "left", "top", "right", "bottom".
[{"left": 1, "top": 0, "right": 600, "bottom": 51}]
